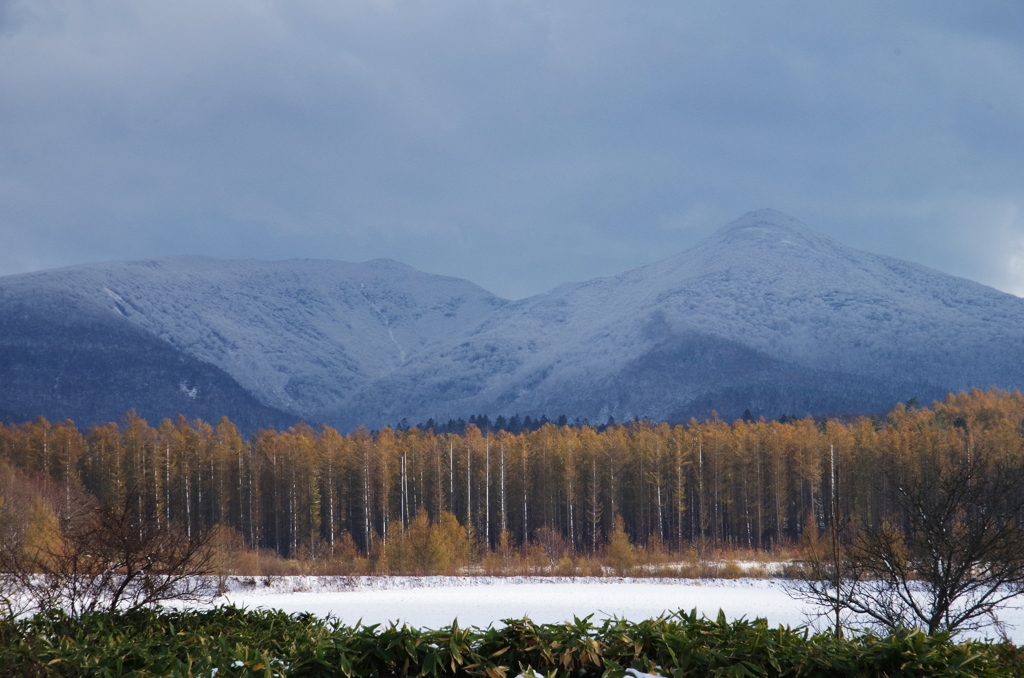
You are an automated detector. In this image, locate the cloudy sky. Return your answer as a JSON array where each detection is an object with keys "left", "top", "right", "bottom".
[{"left": 1, "top": 0, "right": 1022, "bottom": 299}]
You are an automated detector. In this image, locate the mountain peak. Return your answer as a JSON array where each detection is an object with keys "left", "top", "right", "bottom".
[
  {"left": 708, "top": 208, "right": 838, "bottom": 254},
  {"left": 714, "top": 208, "right": 812, "bottom": 235}
]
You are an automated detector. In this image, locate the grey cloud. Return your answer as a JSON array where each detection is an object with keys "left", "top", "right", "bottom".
[{"left": 0, "top": 0, "right": 1022, "bottom": 299}]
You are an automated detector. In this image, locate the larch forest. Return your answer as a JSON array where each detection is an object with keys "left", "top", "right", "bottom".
[{"left": 2, "top": 388, "right": 1024, "bottom": 572}]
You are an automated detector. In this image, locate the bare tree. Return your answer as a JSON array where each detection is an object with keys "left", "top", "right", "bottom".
[
  {"left": 790, "top": 446, "right": 1024, "bottom": 636},
  {"left": 0, "top": 486, "right": 216, "bottom": 617},
  {"left": 786, "top": 513, "right": 856, "bottom": 637}
]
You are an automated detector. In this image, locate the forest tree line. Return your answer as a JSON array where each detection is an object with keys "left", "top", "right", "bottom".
[{"left": 2, "top": 389, "right": 1023, "bottom": 565}]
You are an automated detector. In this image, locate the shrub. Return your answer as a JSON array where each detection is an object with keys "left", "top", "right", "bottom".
[{"left": 0, "top": 606, "right": 1018, "bottom": 678}]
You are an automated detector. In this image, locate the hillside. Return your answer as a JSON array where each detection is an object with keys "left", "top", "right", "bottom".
[
  {"left": 2, "top": 209, "right": 1023, "bottom": 429},
  {"left": 0, "top": 256, "right": 504, "bottom": 426},
  {"left": 0, "top": 284, "right": 291, "bottom": 430},
  {"left": 331, "top": 209, "right": 1024, "bottom": 426}
]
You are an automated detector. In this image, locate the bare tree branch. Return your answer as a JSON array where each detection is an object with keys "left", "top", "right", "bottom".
[
  {"left": 0, "top": 485, "right": 216, "bottom": 616},
  {"left": 789, "top": 444, "right": 1024, "bottom": 637}
]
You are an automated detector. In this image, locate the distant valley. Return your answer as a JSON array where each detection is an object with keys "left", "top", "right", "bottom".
[{"left": 3, "top": 209, "right": 1023, "bottom": 431}]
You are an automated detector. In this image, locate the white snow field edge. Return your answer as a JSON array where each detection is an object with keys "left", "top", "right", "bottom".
[{"left": 208, "top": 576, "right": 1024, "bottom": 642}]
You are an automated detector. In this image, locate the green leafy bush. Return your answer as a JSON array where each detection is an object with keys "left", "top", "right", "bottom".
[{"left": 1, "top": 606, "right": 1021, "bottom": 677}]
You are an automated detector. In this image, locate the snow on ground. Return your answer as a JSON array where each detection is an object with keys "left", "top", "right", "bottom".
[
  {"left": 215, "top": 577, "right": 800, "bottom": 630},
  {"left": 216, "top": 578, "right": 767, "bottom": 633},
  {"left": 210, "top": 576, "right": 1024, "bottom": 642}
]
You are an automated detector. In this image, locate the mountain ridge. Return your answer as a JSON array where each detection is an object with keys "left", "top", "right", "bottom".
[
  {"left": 323, "top": 209, "right": 1024, "bottom": 427},
  {"left": 2, "top": 209, "right": 1022, "bottom": 430},
  {"left": 1, "top": 255, "right": 506, "bottom": 420}
]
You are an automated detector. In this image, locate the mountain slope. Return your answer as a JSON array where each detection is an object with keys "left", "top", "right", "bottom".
[
  {"left": 4, "top": 209, "right": 1023, "bottom": 430},
  {"left": 0, "top": 285, "right": 293, "bottom": 430},
  {"left": 0, "top": 256, "right": 506, "bottom": 419},
  {"left": 330, "top": 209, "right": 1024, "bottom": 426}
]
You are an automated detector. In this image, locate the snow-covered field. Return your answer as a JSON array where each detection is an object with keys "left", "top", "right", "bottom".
[{"left": 212, "top": 576, "right": 1024, "bottom": 642}]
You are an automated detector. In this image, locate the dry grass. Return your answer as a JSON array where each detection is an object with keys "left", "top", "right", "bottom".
[{"left": 210, "top": 532, "right": 799, "bottom": 579}]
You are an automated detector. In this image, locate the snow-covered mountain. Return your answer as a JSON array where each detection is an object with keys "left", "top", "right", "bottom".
[
  {"left": 332, "top": 209, "right": 1024, "bottom": 426},
  {"left": 0, "top": 256, "right": 504, "bottom": 424},
  {"left": 3, "top": 209, "right": 1023, "bottom": 430}
]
